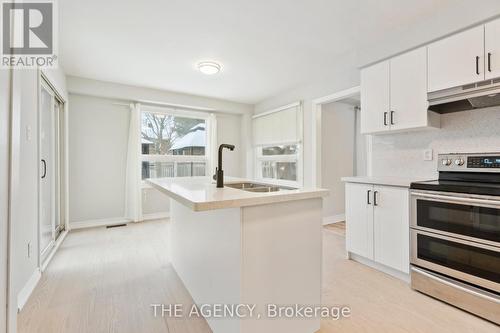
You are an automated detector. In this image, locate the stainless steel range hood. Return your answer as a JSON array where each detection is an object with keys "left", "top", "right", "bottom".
[{"left": 428, "top": 77, "right": 500, "bottom": 113}]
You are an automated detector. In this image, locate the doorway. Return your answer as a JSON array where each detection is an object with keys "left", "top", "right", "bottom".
[
  {"left": 39, "top": 77, "right": 66, "bottom": 264},
  {"left": 312, "top": 87, "right": 369, "bottom": 226}
]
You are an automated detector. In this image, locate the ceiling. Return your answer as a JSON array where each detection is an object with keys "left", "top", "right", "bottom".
[{"left": 60, "top": 0, "right": 459, "bottom": 104}]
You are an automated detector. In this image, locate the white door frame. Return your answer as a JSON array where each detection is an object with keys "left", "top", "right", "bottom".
[
  {"left": 38, "top": 72, "right": 68, "bottom": 270},
  {"left": 1, "top": 63, "right": 12, "bottom": 333},
  {"left": 311, "top": 86, "right": 372, "bottom": 187},
  {"left": 39, "top": 78, "right": 56, "bottom": 262}
]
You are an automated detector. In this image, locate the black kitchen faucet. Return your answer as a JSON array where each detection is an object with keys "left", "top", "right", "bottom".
[{"left": 213, "top": 144, "right": 235, "bottom": 188}]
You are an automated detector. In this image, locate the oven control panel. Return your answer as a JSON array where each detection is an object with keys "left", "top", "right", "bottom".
[
  {"left": 467, "top": 156, "right": 500, "bottom": 168},
  {"left": 438, "top": 153, "right": 500, "bottom": 172}
]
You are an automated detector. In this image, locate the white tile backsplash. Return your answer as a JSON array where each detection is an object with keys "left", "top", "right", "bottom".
[{"left": 371, "top": 107, "right": 500, "bottom": 179}]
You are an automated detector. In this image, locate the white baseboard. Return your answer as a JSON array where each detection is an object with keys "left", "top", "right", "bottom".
[
  {"left": 41, "top": 229, "right": 69, "bottom": 272},
  {"left": 20, "top": 231, "right": 70, "bottom": 311},
  {"left": 323, "top": 213, "right": 345, "bottom": 225},
  {"left": 349, "top": 253, "right": 410, "bottom": 283},
  {"left": 17, "top": 268, "right": 41, "bottom": 311},
  {"left": 141, "top": 212, "right": 170, "bottom": 221},
  {"left": 70, "top": 213, "right": 170, "bottom": 230},
  {"left": 69, "top": 217, "right": 131, "bottom": 230}
]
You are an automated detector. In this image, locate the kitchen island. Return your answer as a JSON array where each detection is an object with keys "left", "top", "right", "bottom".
[{"left": 147, "top": 177, "right": 328, "bottom": 333}]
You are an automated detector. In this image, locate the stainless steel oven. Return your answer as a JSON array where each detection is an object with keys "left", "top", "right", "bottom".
[
  {"left": 410, "top": 153, "right": 500, "bottom": 324},
  {"left": 410, "top": 190, "right": 500, "bottom": 247}
]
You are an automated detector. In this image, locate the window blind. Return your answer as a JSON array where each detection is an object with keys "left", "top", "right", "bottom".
[{"left": 253, "top": 102, "right": 302, "bottom": 146}]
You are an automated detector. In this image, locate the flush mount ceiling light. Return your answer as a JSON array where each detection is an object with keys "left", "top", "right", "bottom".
[{"left": 197, "top": 61, "right": 221, "bottom": 75}]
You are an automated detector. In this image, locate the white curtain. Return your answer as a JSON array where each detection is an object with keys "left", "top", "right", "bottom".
[
  {"left": 207, "top": 113, "right": 217, "bottom": 176},
  {"left": 124, "top": 103, "right": 142, "bottom": 222}
]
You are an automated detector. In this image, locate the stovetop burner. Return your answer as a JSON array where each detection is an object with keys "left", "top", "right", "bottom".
[
  {"left": 410, "top": 179, "right": 500, "bottom": 196},
  {"left": 410, "top": 153, "right": 500, "bottom": 196}
]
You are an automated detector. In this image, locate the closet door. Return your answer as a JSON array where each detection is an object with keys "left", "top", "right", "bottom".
[{"left": 40, "top": 82, "right": 55, "bottom": 258}]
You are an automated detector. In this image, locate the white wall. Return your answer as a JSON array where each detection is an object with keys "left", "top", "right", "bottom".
[
  {"left": 6, "top": 66, "right": 67, "bottom": 333},
  {"left": 142, "top": 187, "right": 170, "bottom": 216},
  {"left": 254, "top": 7, "right": 500, "bottom": 187},
  {"left": 255, "top": 68, "right": 360, "bottom": 187},
  {"left": 0, "top": 67, "right": 10, "bottom": 333},
  {"left": 355, "top": 3, "right": 500, "bottom": 69},
  {"left": 12, "top": 70, "right": 39, "bottom": 308},
  {"left": 354, "top": 109, "right": 367, "bottom": 177},
  {"left": 67, "top": 76, "right": 253, "bottom": 177},
  {"left": 216, "top": 113, "right": 243, "bottom": 177},
  {"left": 67, "top": 76, "right": 253, "bottom": 115},
  {"left": 68, "top": 94, "right": 130, "bottom": 222},
  {"left": 68, "top": 91, "right": 247, "bottom": 224},
  {"left": 321, "top": 102, "right": 355, "bottom": 221},
  {"left": 371, "top": 107, "right": 500, "bottom": 179}
]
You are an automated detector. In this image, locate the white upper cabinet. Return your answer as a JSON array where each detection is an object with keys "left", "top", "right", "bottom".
[
  {"left": 485, "top": 18, "right": 500, "bottom": 80},
  {"left": 361, "top": 61, "right": 390, "bottom": 134},
  {"left": 361, "top": 47, "right": 439, "bottom": 135},
  {"left": 428, "top": 26, "right": 484, "bottom": 92},
  {"left": 390, "top": 47, "right": 429, "bottom": 131}
]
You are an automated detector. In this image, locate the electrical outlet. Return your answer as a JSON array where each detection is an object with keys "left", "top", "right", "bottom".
[{"left": 423, "top": 149, "right": 433, "bottom": 161}]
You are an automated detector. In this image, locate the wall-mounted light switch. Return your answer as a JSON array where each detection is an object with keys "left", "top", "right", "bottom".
[
  {"left": 26, "top": 125, "right": 32, "bottom": 141},
  {"left": 423, "top": 149, "right": 433, "bottom": 161}
]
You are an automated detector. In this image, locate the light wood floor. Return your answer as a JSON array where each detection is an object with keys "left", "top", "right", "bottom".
[
  {"left": 18, "top": 220, "right": 211, "bottom": 333},
  {"left": 18, "top": 220, "right": 498, "bottom": 333},
  {"left": 323, "top": 221, "right": 345, "bottom": 236}
]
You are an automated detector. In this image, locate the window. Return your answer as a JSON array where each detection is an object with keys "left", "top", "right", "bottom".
[
  {"left": 253, "top": 102, "right": 302, "bottom": 186},
  {"left": 141, "top": 108, "right": 210, "bottom": 180},
  {"left": 256, "top": 144, "right": 300, "bottom": 183}
]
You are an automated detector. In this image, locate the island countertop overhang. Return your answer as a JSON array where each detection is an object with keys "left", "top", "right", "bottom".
[{"left": 146, "top": 176, "right": 329, "bottom": 211}]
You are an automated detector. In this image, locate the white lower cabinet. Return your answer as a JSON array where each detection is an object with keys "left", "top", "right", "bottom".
[
  {"left": 346, "top": 183, "right": 409, "bottom": 274},
  {"left": 372, "top": 186, "right": 409, "bottom": 273},
  {"left": 345, "top": 183, "right": 374, "bottom": 259}
]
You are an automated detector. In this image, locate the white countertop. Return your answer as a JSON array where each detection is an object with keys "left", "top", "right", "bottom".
[
  {"left": 341, "top": 176, "right": 430, "bottom": 188},
  {"left": 147, "top": 177, "right": 329, "bottom": 211}
]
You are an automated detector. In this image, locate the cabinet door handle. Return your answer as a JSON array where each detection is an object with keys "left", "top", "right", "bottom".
[
  {"left": 383, "top": 112, "right": 388, "bottom": 126},
  {"left": 476, "top": 56, "right": 480, "bottom": 75},
  {"left": 373, "top": 191, "right": 378, "bottom": 206},
  {"left": 367, "top": 190, "right": 371, "bottom": 205},
  {"left": 488, "top": 52, "right": 492, "bottom": 72},
  {"left": 41, "top": 159, "right": 47, "bottom": 179},
  {"left": 390, "top": 111, "right": 395, "bottom": 125}
]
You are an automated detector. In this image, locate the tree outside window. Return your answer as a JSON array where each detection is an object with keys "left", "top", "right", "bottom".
[{"left": 141, "top": 111, "right": 207, "bottom": 180}]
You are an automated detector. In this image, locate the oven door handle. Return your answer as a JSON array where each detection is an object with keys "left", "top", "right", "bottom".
[{"left": 412, "top": 192, "right": 500, "bottom": 208}]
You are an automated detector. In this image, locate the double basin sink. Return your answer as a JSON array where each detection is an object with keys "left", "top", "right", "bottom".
[{"left": 225, "top": 182, "right": 295, "bottom": 193}]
